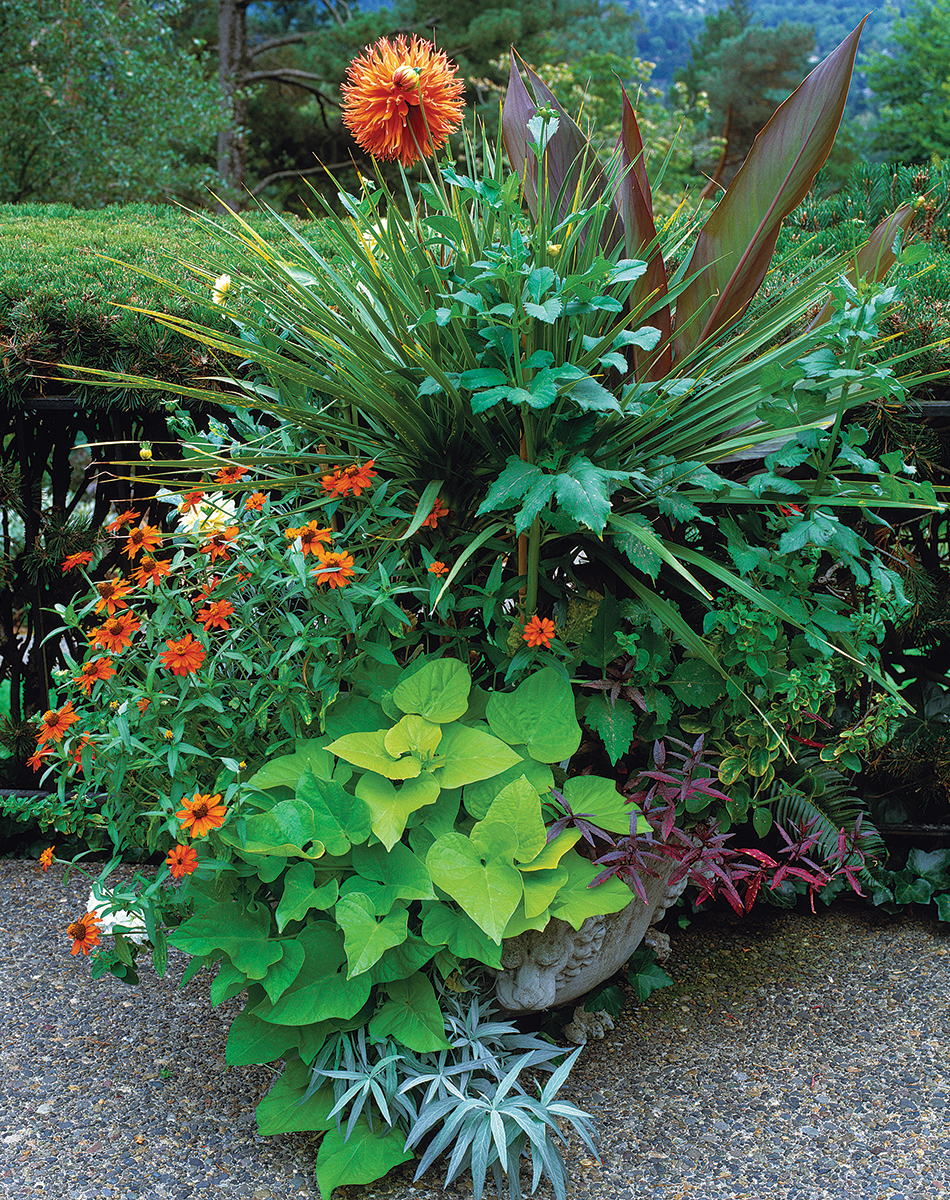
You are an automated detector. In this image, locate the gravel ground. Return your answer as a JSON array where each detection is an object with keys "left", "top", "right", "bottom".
[{"left": 1, "top": 857, "right": 948, "bottom": 1200}]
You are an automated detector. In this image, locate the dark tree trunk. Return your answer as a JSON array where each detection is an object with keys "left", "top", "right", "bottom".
[{"left": 217, "top": 0, "right": 251, "bottom": 211}]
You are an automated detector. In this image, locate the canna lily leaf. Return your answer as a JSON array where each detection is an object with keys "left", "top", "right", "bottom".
[{"left": 675, "top": 19, "right": 868, "bottom": 359}]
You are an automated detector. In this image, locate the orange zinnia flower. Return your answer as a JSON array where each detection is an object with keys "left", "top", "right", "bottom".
[
  {"left": 428, "top": 560, "right": 449, "bottom": 575},
  {"left": 136, "top": 697, "right": 150, "bottom": 713},
  {"left": 73, "top": 656, "right": 117, "bottom": 696},
  {"left": 106, "top": 509, "right": 140, "bottom": 533},
  {"left": 216, "top": 464, "right": 249, "bottom": 485},
  {"left": 313, "top": 548, "right": 356, "bottom": 589},
  {"left": 176, "top": 792, "right": 228, "bottom": 838},
  {"left": 422, "top": 497, "right": 450, "bottom": 529},
  {"left": 244, "top": 492, "right": 266, "bottom": 511},
  {"left": 199, "top": 526, "right": 238, "bottom": 562},
  {"left": 123, "top": 523, "right": 163, "bottom": 560},
  {"left": 295, "top": 521, "right": 333, "bottom": 557},
  {"left": 62, "top": 550, "right": 93, "bottom": 572},
  {"left": 132, "top": 555, "right": 171, "bottom": 587},
  {"left": 195, "top": 599, "right": 234, "bottom": 631},
  {"left": 179, "top": 491, "right": 206, "bottom": 514},
  {"left": 159, "top": 634, "right": 206, "bottom": 676},
  {"left": 342, "top": 36, "right": 465, "bottom": 168},
  {"left": 36, "top": 701, "right": 80, "bottom": 745},
  {"left": 192, "top": 576, "right": 220, "bottom": 606},
  {"left": 66, "top": 911, "right": 101, "bottom": 956},
  {"left": 93, "top": 577, "right": 135, "bottom": 615},
  {"left": 38, "top": 846, "right": 55, "bottom": 872},
  {"left": 321, "top": 460, "right": 378, "bottom": 498},
  {"left": 27, "top": 744, "right": 54, "bottom": 772},
  {"left": 523, "top": 615, "right": 556, "bottom": 649},
  {"left": 90, "top": 610, "right": 141, "bottom": 654},
  {"left": 70, "top": 735, "right": 95, "bottom": 770},
  {"left": 165, "top": 844, "right": 199, "bottom": 878}
]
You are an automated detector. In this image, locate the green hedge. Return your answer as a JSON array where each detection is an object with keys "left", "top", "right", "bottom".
[{"left": 0, "top": 202, "right": 336, "bottom": 411}]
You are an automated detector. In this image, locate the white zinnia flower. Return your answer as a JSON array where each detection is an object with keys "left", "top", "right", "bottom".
[{"left": 212, "top": 273, "right": 232, "bottom": 305}]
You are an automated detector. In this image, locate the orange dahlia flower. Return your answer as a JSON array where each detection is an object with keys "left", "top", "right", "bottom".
[
  {"left": 342, "top": 36, "right": 465, "bottom": 168},
  {"left": 165, "top": 844, "right": 199, "bottom": 878},
  {"left": 73, "top": 656, "right": 117, "bottom": 696},
  {"left": 62, "top": 551, "right": 93, "bottom": 572},
  {"left": 159, "top": 634, "right": 206, "bottom": 676},
  {"left": 66, "top": 911, "right": 101, "bottom": 956},
  {"left": 313, "top": 548, "right": 356, "bottom": 589},
  {"left": 176, "top": 792, "right": 228, "bottom": 838},
  {"left": 523, "top": 614, "right": 556, "bottom": 649},
  {"left": 90, "top": 610, "right": 141, "bottom": 654},
  {"left": 94, "top": 577, "right": 135, "bottom": 615},
  {"left": 36, "top": 701, "right": 80, "bottom": 745}
]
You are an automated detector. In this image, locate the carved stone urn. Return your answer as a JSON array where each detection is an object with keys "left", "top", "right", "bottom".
[{"left": 491, "top": 862, "right": 686, "bottom": 1014}]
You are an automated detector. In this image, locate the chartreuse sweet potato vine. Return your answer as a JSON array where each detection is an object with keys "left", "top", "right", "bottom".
[{"left": 166, "top": 658, "right": 645, "bottom": 1194}]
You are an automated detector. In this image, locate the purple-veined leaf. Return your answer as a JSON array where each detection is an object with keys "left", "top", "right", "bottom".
[
  {"left": 674, "top": 18, "right": 868, "bottom": 359},
  {"left": 807, "top": 201, "right": 919, "bottom": 330}
]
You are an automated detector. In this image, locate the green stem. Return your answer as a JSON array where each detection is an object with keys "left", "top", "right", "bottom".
[
  {"left": 521, "top": 407, "right": 541, "bottom": 615},
  {"left": 810, "top": 308, "right": 864, "bottom": 506}
]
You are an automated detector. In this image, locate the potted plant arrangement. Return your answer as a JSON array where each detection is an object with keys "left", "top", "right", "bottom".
[{"left": 34, "top": 18, "right": 942, "bottom": 1197}]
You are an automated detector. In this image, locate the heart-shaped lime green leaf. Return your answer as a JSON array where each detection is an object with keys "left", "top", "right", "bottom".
[
  {"left": 248, "top": 738, "right": 351, "bottom": 791},
  {"left": 548, "top": 849, "right": 634, "bottom": 930},
  {"left": 296, "top": 767, "right": 372, "bottom": 853},
  {"left": 219, "top": 799, "right": 325, "bottom": 859},
  {"left": 314, "top": 1117, "right": 414, "bottom": 1200},
  {"left": 369, "top": 974, "right": 451, "bottom": 1051},
  {"left": 427, "top": 832, "right": 523, "bottom": 943},
  {"left": 463, "top": 752, "right": 554, "bottom": 819},
  {"left": 355, "top": 772, "right": 441, "bottom": 851},
  {"left": 256, "top": 1057, "right": 335, "bottom": 1135},
  {"left": 435, "top": 723, "right": 522, "bottom": 788},
  {"left": 351, "top": 841, "right": 435, "bottom": 908},
  {"left": 368, "top": 933, "right": 439, "bottom": 984},
  {"left": 335, "top": 892, "right": 409, "bottom": 978},
  {"left": 421, "top": 901, "right": 504, "bottom": 968},
  {"left": 486, "top": 668, "right": 582, "bottom": 762},
  {"left": 474, "top": 775, "right": 547, "bottom": 862},
  {"left": 252, "top": 922, "right": 372, "bottom": 1025},
  {"left": 275, "top": 861, "right": 340, "bottom": 932},
  {"left": 226, "top": 1009, "right": 299, "bottom": 1066},
  {"left": 169, "top": 901, "right": 282, "bottom": 979},
  {"left": 519, "top": 827, "right": 581, "bottom": 871},
  {"left": 469, "top": 819, "right": 520, "bottom": 863},
  {"left": 391, "top": 657, "right": 471, "bottom": 722},
  {"left": 503, "top": 900, "right": 552, "bottom": 938},
  {"left": 522, "top": 866, "right": 569, "bottom": 920},
  {"left": 562, "top": 774, "right": 639, "bottom": 836},
  {"left": 260, "top": 940, "right": 306, "bottom": 1003},
  {"left": 326, "top": 730, "right": 422, "bottom": 780},
  {"left": 384, "top": 713, "right": 442, "bottom": 758}
]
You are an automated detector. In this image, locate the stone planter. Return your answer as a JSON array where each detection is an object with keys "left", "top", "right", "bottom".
[{"left": 491, "top": 861, "right": 686, "bottom": 1014}]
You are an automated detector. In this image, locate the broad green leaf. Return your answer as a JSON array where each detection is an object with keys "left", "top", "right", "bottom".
[
  {"left": 553, "top": 455, "right": 630, "bottom": 533},
  {"left": 384, "top": 713, "right": 442, "bottom": 759},
  {"left": 252, "top": 922, "right": 372, "bottom": 1025},
  {"left": 322, "top": 693, "right": 386, "bottom": 738},
  {"left": 934, "top": 893, "right": 950, "bottom": 923},
  {"left": 351, "top": 841, "right": 435, "bottom": 907},
  {"left": 248, "top": 738, "right": 351, "bottom": 791},
  {"left": 369, "top": 974, "right": 451, "bottom": 1052},
  {"left": 667, "top": 660, "right": 726, "bottom": 708},
  {"left": 355, "top": 772, "right": 441, "bottom": 851},
  {"left": 627, "top": 947, "right": 675, "bottom": 1002},
  {"left": 522, "top": 866, "right": 569, "bottom": 920},
  {"left": 296, "top": 768, "right": 372, "bottom": 853},
  {"left": 463, "top": 753, "right": 554, "bottom": 819},
  {"left": 675, "top": 20, "right": 868, "bottom": 357},
  {"left": 503, "top": 900, "right": 552, "bottom": 938},
  {"left": 562, "top": 775, "right": 642, "bottom": 835},
  {"left": 486, "top": 668, "right": 581, "bottom": 762},
  {"left": 336, "top": 892, "right": 409, "bottom": 978},
  {"left": 519, "top": 827, "right": 581, "bottom": 871},
  {"left": 580, "top": 591, "right": 623, "bottom": 673},
  {"left": 421, "top": 901, "right": 504, "bottom": 968},
  {"left": 906, "top": 847, "right": 950, "bottom": 886},
  {"left": 368, "top": 933, "right": 439, "bottom": 984},
  {"left": 256, "top": 1058, "right": 335, "bottom": 1135},
  {"left": 314, "top": 1117, "right": 414, "bottom": 1200},
  {"left": 473, "top": 775, "right": 547, "bottom": 862},
  {"left": 226, "top": 1010, "right": 298, "bottom": 1066},
  {"left": 275, "top": 861, "right": 340, "bottom": 932},
  {"left": 391, "top": 657, "right": 471, "bottom": 722},
  {"left": 469, "top": 819, "right": 521, "bottom": 864},
  {"left": 427, "top": 832, "right": 524, "bottom": 943},
  {"left": 210, "top": 961, "right": 247, "bottom": 1006},
  {"left": 583, "top": 695, "right": 637, "bottom": 766},
  {"left": 218, "top": 799, "right": 325, "bottom": 859},
  {"left": 435, "top": 723, "right": 522, "bottom": 788},
  {"left": 260, "top": 941, "right": 306, "bottom": 1003},
  {"left": 326, "top": 730, "right": 422, "bottom": 780},
  {"left": 169, "top": 901, "right": 283, "bottom": 979},
  {"left": 549, "top": 850, "right": 635, "bottom": 929}
]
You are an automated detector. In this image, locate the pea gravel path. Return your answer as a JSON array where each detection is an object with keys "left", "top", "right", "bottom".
[{"left": 1, "top": 856, "right": 948, "bottom": 1200}]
